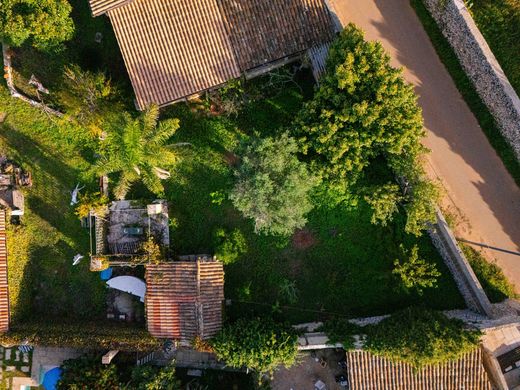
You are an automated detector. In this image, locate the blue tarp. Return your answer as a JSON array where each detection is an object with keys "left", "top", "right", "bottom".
[
  {"left": 100, "top": 267, "right": 113, "bottom": 280},
  {"left": 42, "top": 367, "right": 62, "bottom": 390}
]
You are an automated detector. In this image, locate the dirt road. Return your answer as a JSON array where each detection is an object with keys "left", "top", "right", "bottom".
[{"left": 329, "top": 0, "right": 520, "bottom": 291}]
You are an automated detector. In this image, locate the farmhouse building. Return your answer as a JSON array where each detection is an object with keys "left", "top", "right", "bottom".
[{"left": 88, "top": 0, "right": 335, "bottom": 109}]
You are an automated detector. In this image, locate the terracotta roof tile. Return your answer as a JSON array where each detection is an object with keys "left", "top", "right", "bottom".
[
  {"left": 88, "top": 0, "right": 131, "bottom": 16},
  {"left": 92, "top": 0, "right": 334, "bottom": 108},
  {"left": 108, "top": 0, "right": 241, "bottom": 109},
  {"left": 346, "top": 349, "right": 492, "bottom": 390},
  {"left": 218, "top": 0, "right": 334, "bottom": 70},
  {"left": 145, "top": 258, "right": 224, "bottom": 341}
]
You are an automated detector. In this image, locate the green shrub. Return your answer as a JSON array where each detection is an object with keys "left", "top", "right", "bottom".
[
  {"left": 393, "top": 244, "right": 440, "bottom": 294},
  {"left": 366, "top": 307, "right": 481, "bottom": 369},
  {"left": 58, "top": 355, "right": 119, "bottom": 390},
  {"left": 211, "top": 318, "right": 298, "bottom": 376},
  {"left": 213, "top": 228, "right": 247, "bottom": 264},
  {"left": 363, "top": 183, "right": 403, "bottom": 226},
  {"left": 0, "top": 321, "right": 160, "bottom": 352},
  {"left": 320, "top": 318, "right": 361, "bottom": 351},
  {"left": 462, "top": 244, "right": 517, "bottom": 302}
]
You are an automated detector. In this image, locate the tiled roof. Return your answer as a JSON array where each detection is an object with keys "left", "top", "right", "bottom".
[
  {"left": 88, "top": 0, "right": 130, "bottom": 16},
  {"left": 219, "top": 0, "right": 334, "bottom": 71},
  {"left": 346, "top": 349, "right": 492, "bottom": 390},
  {"left": 0, "top": 210, "right": 9, "bottom": 333},
  {"left": 89, "top": 0, "right": 334, "bottom": 108},
  {"left": 145, "top": 258, "right": 224, "bottom": 341},
  {"left": 108, "top": 0, "right": 241, "bottom": 109}
]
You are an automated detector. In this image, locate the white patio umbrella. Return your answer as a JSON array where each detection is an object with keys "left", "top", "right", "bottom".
[{"left": 106, "top": 276, "right": 146, "bottom": 302}]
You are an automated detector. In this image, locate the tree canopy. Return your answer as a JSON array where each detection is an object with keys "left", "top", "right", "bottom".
[
  {"left": 58, "top": 355, "right": 119, "bottom": 390},
  {"left": 392, "top": 244, "right": 440, "bottom": 294},
  {"left": 0, "top": 0, "right": 74, "bottom": 51},
  {"left": 59, "top": 65, "right": 120, "bottom": 137},
  {"left": 365, "top": 307, "right": 481, "bottom": 369},
  {"left": 211, "top": 318, "right": 298, "bottom": 376},
  {"left": 97, "top": 105, "right": 180, "bottom": 200},
  {"left": 294, "top": 24, "right": 436, "bottom": 234},
  {"left": 230, "top": 132, "right": 318, "bottom": 236}
]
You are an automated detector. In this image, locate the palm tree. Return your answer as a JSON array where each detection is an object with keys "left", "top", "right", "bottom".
[{"left": 97, "top": 105, "right": 180, "bottom": 200}]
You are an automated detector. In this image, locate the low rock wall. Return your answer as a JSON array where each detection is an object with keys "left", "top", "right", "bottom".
[{"left": 422, "top": 0, "right": 520, "bottom": 160}]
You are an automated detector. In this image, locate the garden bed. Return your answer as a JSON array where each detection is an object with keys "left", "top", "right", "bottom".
[{"left": 157, "top": 69, "right": 465, "bottom": 324}]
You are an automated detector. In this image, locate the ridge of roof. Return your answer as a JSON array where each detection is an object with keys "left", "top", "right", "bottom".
[{"left": 88, "top": 0, "right": 134, "bottom": 16}]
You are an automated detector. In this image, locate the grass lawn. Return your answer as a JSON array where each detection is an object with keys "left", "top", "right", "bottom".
[
  {"left": 410, "top": 0, "right": 520, "bottom": 187},
  {"left": 158, "top": 70, "right": 465, "bottom": 324},
  {"left": 470, "top": 0, "right": 520, "bottom": 97},
  {"left": 0, "top": 86, "right": 106, "bottom": 322},
  {"left": 1, "top": 0, "right": 464, "bottom": 329}
]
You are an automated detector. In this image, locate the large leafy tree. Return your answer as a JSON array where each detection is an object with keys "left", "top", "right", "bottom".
[
  {"left": 295, "top": 24, "right": 436, "bottom": 234},
  {"left": 0, "top": 0, "right": 74, "bottom": 51},
  {"left": 58, "top": 355, "right": 119, "bottom": 390},
  {"left": 366, "top": 307, "right": 481, "bottom": 369},
  {"left": 230, "top": 132, "right": 318, "bottom": 236},
  {"left": 211, "top": 318, "right": 298, "bottom": 377},
  {"left": 97, "top": 105, "right": 180, "bottom": 200}
]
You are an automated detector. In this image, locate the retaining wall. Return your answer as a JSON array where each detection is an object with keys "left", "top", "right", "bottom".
[
  {"left": 421, "top": 0, "right": 520, "bottom": 160},
  {"left": 429, "top": 210, "right": 494, "bottom": 317}
]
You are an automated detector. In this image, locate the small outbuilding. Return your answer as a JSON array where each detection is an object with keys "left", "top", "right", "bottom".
[{"left": 145, "top": 255, "right": 225, "bottom": 343}]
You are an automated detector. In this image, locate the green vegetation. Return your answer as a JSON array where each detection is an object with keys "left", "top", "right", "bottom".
[
  {"left": 0, "top": 87, "right": 106, "bottom": 322},
  {"left": 58, "top": 355, "right": 120, "bottom": 390},
  {"left": 0, "top": 321, "right": 160, "bottom": 351},
  {"left": 462, "top": 244, "right": 517, "bottom": 302},
  {"left": 0, "top": 0, "right": 74, "bottom": 51},
  {"left": 411, "top": 0, "right": 520, "bottom": 185},
  {"left": 128, "top": 364, "right": 181, "bottom": 390},
  {"left": 471, "top": 0, "right": 520, "bottom": 96},
  {"left": 213, "top": 228, "right": 248, "bottom": 265},
  {"left": 320, "top": 318, "right": 361, "bottom": 351},
  {"left": 211, "top": 318, "right": 298, "bottom": 377},
  {"left": 2, "top": 0, "right": 465, "bottom": 347},
  {"left": 59, "top": 64, "right": 120, "bottom": 137},
  {"left": 365, "top": 307, "right": 481, "bottom": 369},
  {"left": 295, "top": 24, "right": 436, "bottom": 235},
  {"left": 97, "top": 104, "right": 180, "bottom": 199},
  {"left": 393, "top": 244, "right": 441, "bottom": 294},
  {"left": 230, "top": 133, "right": 318, "bottom": 236}
]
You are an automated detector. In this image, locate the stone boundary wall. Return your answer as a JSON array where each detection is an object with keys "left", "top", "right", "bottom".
[
  {"left": 429, "top": 210, "right": 494, "bottom": 317},
  {"left": 422, "top": 0, "right": 520, "bottom": 160}
]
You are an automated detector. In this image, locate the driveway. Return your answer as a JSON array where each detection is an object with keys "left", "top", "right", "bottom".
[{"left": 329, "top": 0, "right": 520, "bottom": 291}]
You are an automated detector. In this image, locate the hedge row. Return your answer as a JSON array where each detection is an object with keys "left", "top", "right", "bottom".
[{"left": 0, "top": 320, "right": 161, "bottom": 352}]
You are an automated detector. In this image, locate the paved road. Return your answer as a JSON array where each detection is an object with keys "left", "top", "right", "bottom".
[{"left": 329, "top": 0, "right": 520, "bottom": 291}]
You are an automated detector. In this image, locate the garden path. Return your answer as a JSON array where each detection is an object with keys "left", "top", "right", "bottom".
[{"left": 330, "top": 0, "right": 520, "bottom": 292}]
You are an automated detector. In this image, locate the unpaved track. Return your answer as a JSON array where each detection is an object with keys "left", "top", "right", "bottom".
[{"left": 330, "top": 0, "right": 520, "bottom": 291}]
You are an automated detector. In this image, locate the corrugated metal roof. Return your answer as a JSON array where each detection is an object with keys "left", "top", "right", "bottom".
[
  {"left": 347, "top": 349, "right": 492, "bottom": 390},
  {"left": 108, "top": 0, "right": 241, "bottom": 109},
  {"left": 0, "top": 210, "right": 9, "bottom": 333},
  {"left": 218, "top": 0, "right": 334, "bottom": 71},
  {"left": 91, "top": 0, "right": 334, "bottom": 108},
  {"left": 88, "top": 0, "right": 130, "bottom": 16},
  {"left": 145, "top": 258, "right": 224, "bottom": 341}
]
